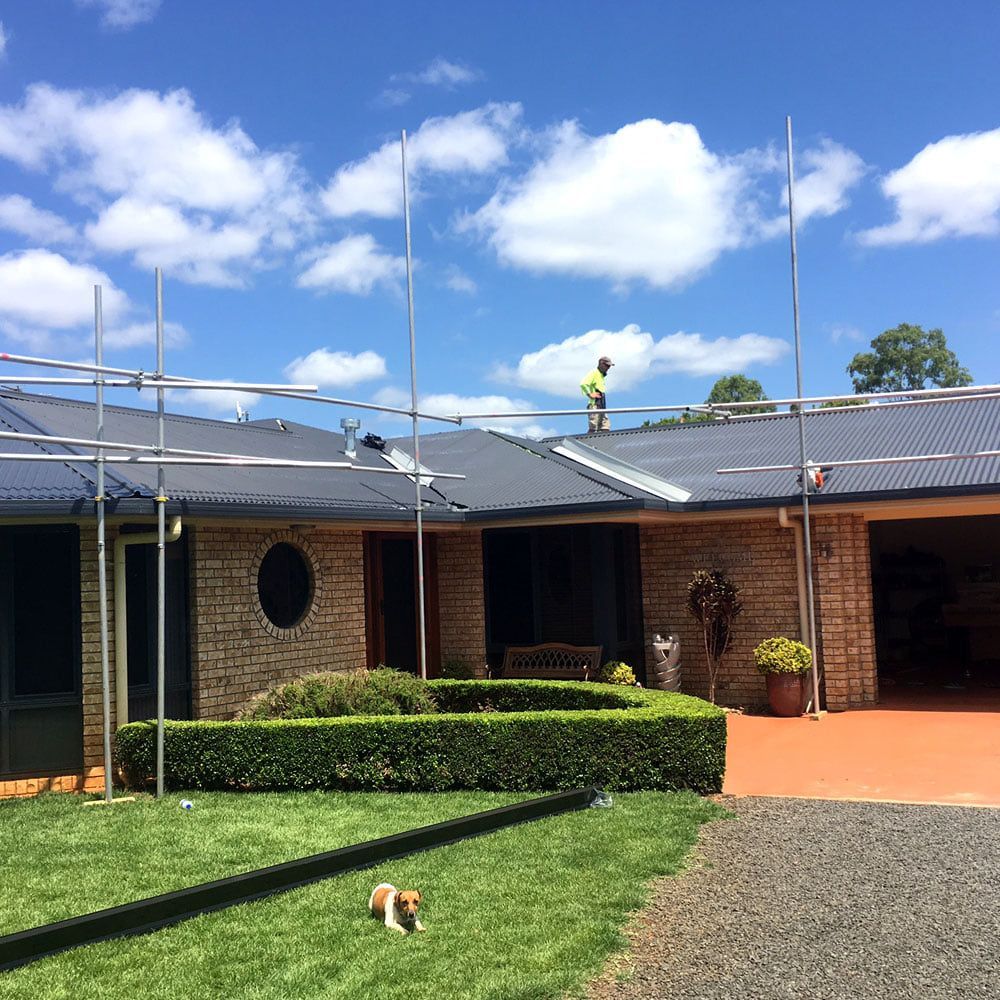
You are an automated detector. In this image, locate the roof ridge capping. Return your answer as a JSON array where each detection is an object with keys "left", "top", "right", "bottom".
[{"left": 551, "top": 437, "right": 692, "bottom": 503}]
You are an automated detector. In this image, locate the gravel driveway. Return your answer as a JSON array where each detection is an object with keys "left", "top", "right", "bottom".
[{"left": 586, "top": 797, "right": 999, "bottom": 1000}]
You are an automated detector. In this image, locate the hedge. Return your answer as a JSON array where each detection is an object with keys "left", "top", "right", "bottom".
[{"left": 115, "top": 680, "right": 727, "bottom": 794}]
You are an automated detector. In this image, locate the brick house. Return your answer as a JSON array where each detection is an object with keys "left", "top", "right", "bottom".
[{"left": 1, "top": 389, "right": 998, "bottom": 796}]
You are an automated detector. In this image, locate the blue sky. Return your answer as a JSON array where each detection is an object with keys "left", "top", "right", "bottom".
[{"left": 0, "top": 0, "right": 997, "bottom": 439}]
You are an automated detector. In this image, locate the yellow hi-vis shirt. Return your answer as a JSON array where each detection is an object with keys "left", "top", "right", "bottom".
[{"left": 580, "top": 368, "right": 607, "bottom": 401}]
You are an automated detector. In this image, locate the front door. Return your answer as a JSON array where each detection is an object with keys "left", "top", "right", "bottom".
[
  {"left": 364, "top": 533, "right": 439, "bottom": 675},
  {"left": 123, "top": 528, "right": 192, "bottom": 721}
]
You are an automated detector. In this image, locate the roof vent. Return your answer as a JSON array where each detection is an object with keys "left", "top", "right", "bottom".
[{"left": 340, "top": 417, "right": 361, "bottom": 458}]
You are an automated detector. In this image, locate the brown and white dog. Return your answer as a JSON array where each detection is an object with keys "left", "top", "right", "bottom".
[{"left": 368, "top": 882, "right": 426, "bottom": 935}]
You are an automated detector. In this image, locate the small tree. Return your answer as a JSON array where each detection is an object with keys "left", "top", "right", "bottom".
[{"left": 687, "top": 569, "right": 743, "bottom": 703}]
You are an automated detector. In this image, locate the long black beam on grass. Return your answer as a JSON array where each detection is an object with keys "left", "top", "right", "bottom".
[{"left": 0, "top": 786, "right": 601, "bottom": 972}]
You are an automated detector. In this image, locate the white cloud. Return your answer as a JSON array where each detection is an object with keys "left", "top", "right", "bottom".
[
  {"left": 0, "top": 22, "right": 8, "bottom": 59},
  {"left": 322, "top": 103, "right": 521, "bottom": 218},
  {"left": 444, "top": 266, "right": 477, "bottom": 294},
  {"left": 76, "top": 0, "right": 162, "bottom": 30},
  {"left": 103, "top": 319, "right": 188, "bottom": 349},
  {"left": 465, "top": 119, "right": 864, "bottom": 290},
  {"left": 859, "top": 128, "right": 1000, "bottom": 246},
  {"left": 377, "top": 89, "right": 411, "bottom": 108},
  {"left": 406, "top": 58, "right": 481, "bottom": 88},
  {"left": 86, "top": 197, "right": 263, "bottom": 287},
  {"left": 284, "top": 348, "right": 388, "bottom": 388},
  {"left": 0, "top": 249, "right": 129, "bottom": 331},
  {"left": 495, "top": 323, "right": 789, "bottom": 398},
  {"left": 0, "top": 84, "right": 313, "bottom": 285},
  {"left": 296, "top": 234, "right": 405, "bottom": 295},
  {"left": 466, "top": 120, "right": 751, "bottom": 290},
  {"left": 0, "top": 195, "right": 75, "bottom": 243},
  {"left": 760, "top": 139, "right": 867, "bottom": 237},
  {"left": 373, "top": 387, "right": 556, "bottom": 439},
  {"left": 827, "top": 323, "right": 864, "bottom": 345}
]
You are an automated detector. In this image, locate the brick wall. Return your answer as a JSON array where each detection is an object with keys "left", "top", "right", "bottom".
[
  {"left": 188, "top": 525, "right": 367, "bottom": 719},
  {"left": 639, "top": 513, "right": 879, "bottom": 710},
  {"left": 812, "top": 513, "right": 878, "bottom": 710},
  {"left": 436, "top": 530, "right": 488, "bottom": 677},
  {"left": 640, "top": 518, "right": 802, "bottom": 707}
]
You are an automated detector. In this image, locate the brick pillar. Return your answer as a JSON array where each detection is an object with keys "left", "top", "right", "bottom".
[
  {"left": 812, "top": 513, "right": 878, "bottom": 710},
  {"left": 79, "top": 523, "right": 118, "bottom": 792},
  {"left": 436, "top": 531, "right": 488, "bottom": 677}
]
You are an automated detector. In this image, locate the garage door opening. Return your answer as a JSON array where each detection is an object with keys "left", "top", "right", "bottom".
[{"left": 870, "top": 515, "right": 1000, "bottom": 699}]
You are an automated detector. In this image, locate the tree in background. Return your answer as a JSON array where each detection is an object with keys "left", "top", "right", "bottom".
[
  {"left": 847, "top": 323, "right": 973, "bottom": 394},
  {"left": 643, "top": 374, "right": 773, "bottom": 426},
  {"left": 706, "top": 374, "right": 776, "bottom": 414}
]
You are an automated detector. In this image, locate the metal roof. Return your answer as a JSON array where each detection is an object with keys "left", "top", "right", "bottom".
[
  {"left": 392, "top": 428, "right": 636, "bottom": 511},
  {"left": 0, "top": 389, "right": 998, "bottom": 521},
  {"left": 546, "top": 398, "right": 1000, "bottom": 506}
]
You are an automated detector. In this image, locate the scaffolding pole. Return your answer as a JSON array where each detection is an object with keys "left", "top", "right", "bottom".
[
  {"left": 401, "top": 129, "right": 428, "bottom": 681},
  {"left": 155, "top": 269, "right": 167, "bottom": 799},
  {"left": 786, "top": 116, "right": 822, "bottom": 718},
  {"left": 94, "top": 288, "right": 114, "bottom": 802}
]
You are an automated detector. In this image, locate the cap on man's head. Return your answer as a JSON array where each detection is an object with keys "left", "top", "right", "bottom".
[{"left": 599, "top": 356, "right": 614, "bottom": 366}]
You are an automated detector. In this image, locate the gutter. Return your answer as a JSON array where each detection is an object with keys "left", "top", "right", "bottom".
[
  {"left": 114, "top": 518, "right": 182, "bottom": 728},
  {"left": 778, "top": 507, "right": 809, "bottom": 645}
]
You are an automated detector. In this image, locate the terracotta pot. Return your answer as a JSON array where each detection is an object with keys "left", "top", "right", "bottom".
[{"left": 765, "top": 672, "right": 806, "bottom": 717}]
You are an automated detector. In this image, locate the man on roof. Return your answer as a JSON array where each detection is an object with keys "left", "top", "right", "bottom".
[{"left": 580, "top": 355, "right": 614, "bottom": 433}]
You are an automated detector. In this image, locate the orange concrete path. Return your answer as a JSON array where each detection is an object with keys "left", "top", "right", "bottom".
[{"left": 723, "top": 690, "right": 1000, "bottom": 807}]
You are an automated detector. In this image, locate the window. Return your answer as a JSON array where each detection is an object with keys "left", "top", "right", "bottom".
[{"left": 257, "top": 542, "right": 312, "bottom": 629}]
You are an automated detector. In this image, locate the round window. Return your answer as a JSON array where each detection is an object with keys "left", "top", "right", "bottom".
[{"left": 257, "top": 542, "right": 312, "bottom": 629}]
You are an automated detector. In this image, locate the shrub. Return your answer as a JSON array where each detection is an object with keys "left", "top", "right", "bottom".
[
  {"left": 116, "top": 681, "right": 726, "bottom": 794},
  {"left": 597, "top": 660, "right": 637, "bottom": 686},
  {"left": 239, "top": 668, "right": 437, "bottom": 720},
  {"left": 753, "top": 637, "right": 812, "bottom": 676},
  {"left": 439, "top": 657, "right": 477, "bottom": 680}
]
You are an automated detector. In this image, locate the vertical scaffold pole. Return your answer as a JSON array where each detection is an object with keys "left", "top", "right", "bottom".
[
  {"left": 786, "top": 116, "right": 822, "bottom": 716},
  {"left": 155, "top": 269, "right": 167, "bottom": 796},
  {"left": 94, "top": 286, "right": 113, "bottom": 802},
  {"left": 401, "top": 129, "right": 428, "bottom": 680}
]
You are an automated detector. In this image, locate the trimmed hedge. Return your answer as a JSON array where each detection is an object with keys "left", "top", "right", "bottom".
[{"left": 115, "top": 680, "right": 726, "bottom": 794}]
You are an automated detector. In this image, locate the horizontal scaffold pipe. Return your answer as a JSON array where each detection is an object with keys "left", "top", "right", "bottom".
[
  {"left": 446, "top": 383, "right": 1000, "bottom": 422},
  {"left": 0, "top": 351, "right": 460, "bottom": 425},
  {"left": 717, "top": 447, "right": 1000, "bottom": 476},
  {"left": 0, "top": 452, "right": 465, "bottom": 478}
]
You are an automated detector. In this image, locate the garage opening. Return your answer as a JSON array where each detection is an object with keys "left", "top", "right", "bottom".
[{"left": 869, "top": 515, "right": 1000, "bottom": 696}]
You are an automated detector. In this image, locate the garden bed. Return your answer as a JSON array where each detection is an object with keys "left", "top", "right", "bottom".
[{"left": 116, "top": 680, "right": 726, "bottom": 793}]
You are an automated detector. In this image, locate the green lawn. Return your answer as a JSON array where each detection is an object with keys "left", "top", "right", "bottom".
[{"left": 0, "top": 790, "right": 723, "bottom": 999}]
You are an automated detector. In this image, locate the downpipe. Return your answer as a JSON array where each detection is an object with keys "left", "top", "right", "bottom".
[{"left": 777, "top": 507, "right": 809, "bottom": 646}]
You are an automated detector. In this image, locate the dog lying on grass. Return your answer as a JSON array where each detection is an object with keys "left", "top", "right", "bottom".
[{"left": 368, "top": 883, "right": 426, "bottom": 935}]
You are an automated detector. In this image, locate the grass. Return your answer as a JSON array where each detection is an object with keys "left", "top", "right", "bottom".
[{"left": 0, "top": 790, "right": 723, "bottom": 999}]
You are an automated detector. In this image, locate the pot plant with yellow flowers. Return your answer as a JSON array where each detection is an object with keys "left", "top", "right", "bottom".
[{"left": 753, "top": 637, "right": 812, "bottom": 717}]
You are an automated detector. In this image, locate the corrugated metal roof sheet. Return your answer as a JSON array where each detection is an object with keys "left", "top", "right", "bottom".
[
  {"left": 549, "top": 398, "right": 1000, "bottom": 503},
  {"left": 391, "top": 429, "right": 636, "bottom": 510}
]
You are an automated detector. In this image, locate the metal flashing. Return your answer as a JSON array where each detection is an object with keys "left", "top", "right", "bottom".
[{"left": 552, "top": 437, "right": 693, "bottom": 503}]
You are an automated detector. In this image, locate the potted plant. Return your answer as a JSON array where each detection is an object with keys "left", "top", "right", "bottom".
[{"left": 753, "top": 637, "right": 812, "bottom": 716}]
